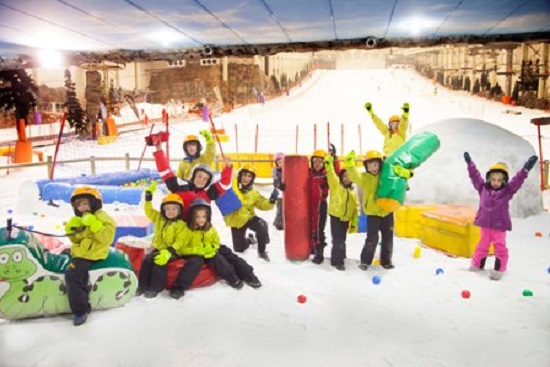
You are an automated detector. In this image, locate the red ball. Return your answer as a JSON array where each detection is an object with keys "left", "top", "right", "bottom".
[
  {"left": 297, "top": 294, "right": 307, "bottom": 304},
  {"left": 461, "top": 290, "right": 471, "bottom": 299}
]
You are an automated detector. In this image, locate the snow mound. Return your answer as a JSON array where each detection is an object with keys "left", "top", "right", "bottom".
[{"left": 406, "top": 118, "right": 543, "bottom": 218}]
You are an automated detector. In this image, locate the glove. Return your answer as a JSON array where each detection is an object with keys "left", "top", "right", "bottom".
[
  {"left": 269, "top": 189, "right": 279, "bottom": 204},
  {"left": 345, "top": 151, "right": 356, "bottom": 168},
  {"left": 402, "top": 102, "right": 410, "bottom": 118},
  {"left": 89, "top": 221, "right": 103, "bottom": 233},
  {"left": 200, "top": 129, "right": 214, "bottom": 144},
  {"left": 145, "top": 181, "right": 157, "bottom": 201},
  {"left": 65, "top": 216, "right": 83, "bottom": 234},
  {"left": 523, "top": 155, "right": 538, "bottom": 172},
  {"left": 81, "top": 213, "right": 97, "bottom": 227},
  {"left": 393, "top": 164, "right": 412, "bottom": 179},
  {"left": 463, "top": 152, "right": 472, "bottom": 164},
  {"left": 364, "top": 102, "right": 373, "bottom": 113},
  {"left": 154, "top": 249, "right": 172, "bottom": 266},
  {"left": 324, "top": 155, "right": 334, "bottom": 168},
  {"left": 328, "top": 143, "right": 337, "bottom": 158}
]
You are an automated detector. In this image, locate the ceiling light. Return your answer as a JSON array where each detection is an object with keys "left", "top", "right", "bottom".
[{"left": 37, "top": 49, "right": 63, "bottom": 69}]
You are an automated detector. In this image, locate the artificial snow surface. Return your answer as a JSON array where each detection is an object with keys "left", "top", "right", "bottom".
[{"left": 0, "top": 69, "right": 549, "bottom": 367}]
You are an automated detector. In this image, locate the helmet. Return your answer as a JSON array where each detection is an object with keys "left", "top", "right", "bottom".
[
  {"left": 363, "top": 150, "right": 384, "bottom": 172},
  {"left": 388, "top": 115, "right": 400, "bottom": 123},
  {"left": 70, "top": 186, "right": 103, "bottom": 215},
  {"left": 486, "top": 162, "right": 509, "bottom": 183},
  {"left": 188, "top": 198, "right": 212, "bottom": 228},
  {"left": 190, "top": 164, "right": 214, "bottom": 188},
  {"left": 274, "top": 152, "right": 285, "bottom": 161},
  {"left": 160, "top": 194, "right": 184, "bottom": 220},
  {"left": 183, "top": 135, "right": 202, "bottom": 157},
  {"left": 311, "top": 150, "right": 328, "bottom": 159},
  {"left": 238, "top": 163, "right": 257, "bottom": 188}
]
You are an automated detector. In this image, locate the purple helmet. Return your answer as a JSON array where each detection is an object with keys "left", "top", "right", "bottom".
[{"left": 274, "top": 152, "right": 285, "bottom": 161}]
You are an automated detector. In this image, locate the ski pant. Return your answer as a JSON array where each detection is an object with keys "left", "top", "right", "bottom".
[
  {"left": 218, "top": 245, "right": 254, "bottom": 280},
  {"left": 65, "top": 257, "right": 97, "bottom": 315},
  {"left": 173, "top": 255, "right": 205, "bottom": 292},
  {"left": 232, "top": 216, "right": 270, "bottom": 254},
  {"left": 360, "top": 214, "right": 394, "bottom": 266},
  {"left": 471, "top": 227, "right": 508, "bottom": 272},
  {"left": 273, "top": 198, "right": 284, "bottom": 229},
  {"left": 138, "top": 249, "right": 180, "bottom": 292},
  {"left": 312, "top": 201, "right": 328, "bottom": 255},
  {"left": 330, "top": 215, "right": 348, "bottom": 267}
]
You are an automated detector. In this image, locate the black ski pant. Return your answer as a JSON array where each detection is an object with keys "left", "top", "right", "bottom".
[
  {"left": 65, "top": 257, "right": 97, "bottom": 315},
  {"left": 231, "top": 216, "right": 270, "bottom": 254},
  {"left": 360, "top": 214, "right": 394, "bottom": 266},
  {"left": 273, "top": 198, "right": 284, "bottom": 229},
  {"left": 172, "top": 255, "right": 205, "bottom": 292},
  {"left": 312, "top": 200, "right": 328, "bottom": 255},
  {"left": 330, "top": 215, "right": 348, "bottom": 267},
  {"left": 218, "top": 245, "right": 254, "bottom": 280},
  {"left": 138, "top": 249, "right": 180, "bottom": 292},
  {"left": 207, "top": 253, "right": 239, "bottom": 283}
]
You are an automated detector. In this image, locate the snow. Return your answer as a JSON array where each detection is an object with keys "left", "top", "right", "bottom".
[{"left": 1, "top": 68, "right": 549, "bottom": 367}]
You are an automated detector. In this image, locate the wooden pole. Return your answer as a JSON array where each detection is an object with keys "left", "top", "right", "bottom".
[
  {"left": 341, "top": 123, "right": 344, "bottom": 154},
  {"left": 358, "top": 124, "right": 363, "bottom": 156},
  {"left": 49, "top": 112, "right": 66, "bottom": 180},
  {"left": 255, "top": 123, "right": 259, "bottom": 154},
  {"left": 295, "top": 125, "right": 299, "bottom": 154},
  {"left": 327, "top": 121, "right": 330, "bottom": 149},
  {"left": 234, "top": 123, "right": 239, "bottom": 153},
  {"left": 164, "top": 109, "right": 170, "bottom": 162},
  {"left": 314, "top": 123, "right": 317, "bottom": 150}
]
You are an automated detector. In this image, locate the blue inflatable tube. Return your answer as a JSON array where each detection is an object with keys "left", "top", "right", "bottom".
[
  {"left": 42, "top": 182, "right": 145, "bottom": 205},
  {"left": 35, "top": 169, "right": 160, "bottom": 195}
]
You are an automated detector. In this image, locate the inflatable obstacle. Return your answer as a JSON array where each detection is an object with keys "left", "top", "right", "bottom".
[
  {"left": 112, "top": 215, "right": 155, "bottom": 246},
  {"left": 115, "top": 241, "right": 217, "bottom": 289},
  {"left": 0, "top": 226, "right": 137, "bottom": 320},
  {"left": 395, "top": 204, "right": 438, "bottom": 239}
]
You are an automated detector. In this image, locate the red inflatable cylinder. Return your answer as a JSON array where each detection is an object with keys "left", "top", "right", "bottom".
[{"left": 283, "top": 155, "right": 311, "bottom": 260}]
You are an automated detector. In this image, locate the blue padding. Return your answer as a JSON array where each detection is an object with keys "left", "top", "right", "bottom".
[
  {"left": 42, "top": 182, "right": 145, "bottom": 205},
  {"left": 215, "top": 188, "right": 242, "bottom": 216},
  {"left": 358, "top": 214, "right": 368, "bottom": 233},
  {"left": 112, "top": 223, "right": 154, "bottom": 246},
  {"left": 35, "top": 169, "right": 160, "bottom": 195}
]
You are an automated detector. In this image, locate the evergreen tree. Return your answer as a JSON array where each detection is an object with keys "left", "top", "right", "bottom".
[
  {"left": 0, "top": 69, "right": 38, "bottom": 139},
  {"left": 64, "top": 69, "right": 85, "bottom": 134},
  {"left": 108, "top": 78, "right": 120, "bottom": 115}
]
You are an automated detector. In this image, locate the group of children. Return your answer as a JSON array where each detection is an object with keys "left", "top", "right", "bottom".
[{"left": 62, "top": 102, "right": 538, "bottom": 326}]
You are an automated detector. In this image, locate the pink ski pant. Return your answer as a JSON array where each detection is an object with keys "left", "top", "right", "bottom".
[{"left": 471, "top": 227, "right": 509, "bottom": 272}]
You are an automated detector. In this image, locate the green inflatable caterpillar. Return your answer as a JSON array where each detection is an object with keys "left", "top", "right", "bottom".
[
  {"left": 376, "top": 131, "right": 440, "bottom": 212},
  {"left": 0, "top": 227, "right": 137, "bottom": 320}
]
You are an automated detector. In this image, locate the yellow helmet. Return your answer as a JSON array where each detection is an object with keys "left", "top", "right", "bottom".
[
  {"left": 312, "top": 150, "right": 328, "bottom": 159},
  {"left": 238, "top": 163, "right": 257, "bottom": 188},
  {"left": 184, "top": 135, "right": 199, "bottom": 143},
  {"left": 160, "top": 194, "right": 184, "bottom": 220},
  {"left": 486, "top": 162, "right": 509, "bottom": 183},
  {"left": 70, "top": 186, "right": 103, "bottom": 215},
  {"left": 239, "top": 163, "right": 257, "bottom": 175},
  {"left": 364, "top": 150, "right": 384, "bottom": 161},
  {"left": 183, "top": 135, "right": 202, "bottom": 156},
  {"left": 388, "top": 115, "right": 400, "bottom": 123}
]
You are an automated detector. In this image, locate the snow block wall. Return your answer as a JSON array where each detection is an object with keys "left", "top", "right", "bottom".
[{"left": 406, "top": 118, "right": 543, "bottom": 218}]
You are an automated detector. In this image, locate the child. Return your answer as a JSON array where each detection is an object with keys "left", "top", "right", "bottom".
[
  {"left": 324, "top": 155, "right": 359, "bottom": 271},
  {"left": 170, "top": 199, "right": 244, "bottom": 299},
  {"left": 64, "top": 186, "right": 116, "bottom": 326},
  {"left": 345, "top": 150, "right": 412, "bottom": 270},
  {"left": 309, "top": 149, "right": 331, "bottom": 264},
  {"left": 177, "top": 130, "right": 216, "bottom": 180},
  {"left": 464, "top": 152, "right": 538, "bottom": 280},
  {"left": 365, "top": 102, "right": 410, "bottom": 156},
  {"left": 272, "top": 152, "right": 285, "bottom": 230},
  {"left": 153, "top": 141, "right": 262, "bottom": 288},
  {"left": 224, "top": 164, "right": 278, "bottom": 261},
  {"left": 137, "top": 183, "right": 190, "bottom": 298}
]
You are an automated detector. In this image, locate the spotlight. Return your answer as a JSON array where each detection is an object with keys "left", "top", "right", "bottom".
[
  {"left": 203, "top": 46, "right": 213, "bottom": 56},
  {"left": 365, "top": 37, "right": 377, "bottom": 49}
]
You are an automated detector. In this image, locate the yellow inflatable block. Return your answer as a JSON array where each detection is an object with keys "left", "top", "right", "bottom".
[
  {"left": 395, "top": 204, "right": 438, "bottom": 239},
  {"left": 420, "top": 205, "right": 491, "bottom": 258},
  {"left": 223, "top": 153, "right": 275, "bottom": 179}
]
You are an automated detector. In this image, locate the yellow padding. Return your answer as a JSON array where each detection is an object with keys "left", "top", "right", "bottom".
[
  {"left": 216, "top": 134, "right": 229, "bottom": 142},
  {"left": 223, "top": 153, "right": 275, "bottom": 179},
  {"left": 395, "top": 204, "right": 438, "bottom": 239},
  {"left": 376, "top": 198, "right": 400, "bottom": 213},
  {"left": 97, "top": 136, "right": 110, "bottom": 145},
  {"left": 420, "top": 205, "right": 492, "bottom": 258}
]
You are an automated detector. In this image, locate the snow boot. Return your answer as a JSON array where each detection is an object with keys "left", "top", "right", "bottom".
[
  {"left": 144, "top": 290, "right": 159, "bottom": 299},
  {"left": 382, "top": 264, "right": 395, "bottom": 270},
  {"left": 358, "top": 263, "right": 369, "bottom": 271},
  {"left": 259, "top": 252, "right": 270, "bottom": 262},
  {"left": 73, "top": 313, "right": 88, "bottom": 326},
  {"left": 333, "top": 264, "right": 345, "bottom": 271},
  {"left": 489, "top": 270, "right": 504, "bottom": 281},
  {"left": 170, "top": 289, "right": 185, "bottom": 300},
  {"left": 135, "top": 287, "right": 144, "bottom": 297},
  {"left": 244, "top": 273, "right": 262, "bottom": 288}
]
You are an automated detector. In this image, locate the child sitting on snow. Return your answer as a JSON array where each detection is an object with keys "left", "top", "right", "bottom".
[
  {"left": 224, "top": 164, "right": 278, "bottom": 261},
  {"left": 345, "top": 150, "right": 412, "bottom": 270},
  {"left": 323, "top": 155, "right": 359, "bottom": 271},
  {"left": 464, "top": 152, "right": 537, "bottom": 280},
  {"left": 137, "top": 182, "right": 190, "bottom": 298},
  {"left": 65, "top": 186, "right": 116, "bottom": 326}
]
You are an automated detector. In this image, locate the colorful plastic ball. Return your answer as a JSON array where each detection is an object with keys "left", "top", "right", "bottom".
[
  {"left": 7, "top": 209, "right": 13, "bottom": 214},
  {"left": 32, "top": 212, "right": 38, "bottom": 216},
  {"left": 461, "top": 290, "right": 471, "bottom": 299},
  {"left": 372, "top": 276, "right": 381, "bottom": 285},
  {"left": 547, "top": 266, "right": 550, "bottom": 274},
  {"left": 28, "top": 225, "right": 34, "bottom": 230},
  {"left": 297, "top": 295, "right": 307, "bottom": 304},
  {"left": 522, "top": 289, "right": 533, "bottom": 297},
  {"left": 535, "top": 232, "right": 542, "bottom": 237},
  {"left": 436, "top": 268, "right": 444, "bottom": 275}
]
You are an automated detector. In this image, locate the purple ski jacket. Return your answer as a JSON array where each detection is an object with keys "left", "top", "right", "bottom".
[{"left": 467, "top": 161, "right": 528, "bottom": 231}]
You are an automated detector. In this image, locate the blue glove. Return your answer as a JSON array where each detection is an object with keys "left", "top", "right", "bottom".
[
  {"left": 464, "top": 152, "right": 472, "bottom": 164},
  {"left": 523, "top": 155, "right": 538, "bottom": 172},
  {"left": 154, "top": 249, "right": 172, "bottom": 266},
  {"left": 269, "top": 189, "right": 279, "bottom": 204}
]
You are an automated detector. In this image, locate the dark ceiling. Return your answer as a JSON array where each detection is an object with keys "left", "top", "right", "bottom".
[{"left": 0, "top": 0, "right": 549, "bottom": 68}]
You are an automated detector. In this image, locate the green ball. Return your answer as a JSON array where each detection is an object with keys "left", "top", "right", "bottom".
[{"left": 522, "top": 289, "right": 533, "bottom": 297}]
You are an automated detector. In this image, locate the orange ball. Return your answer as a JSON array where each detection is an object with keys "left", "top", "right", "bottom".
[{"left": 535, "top": 232, "right": 542, "bottom": 237}]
